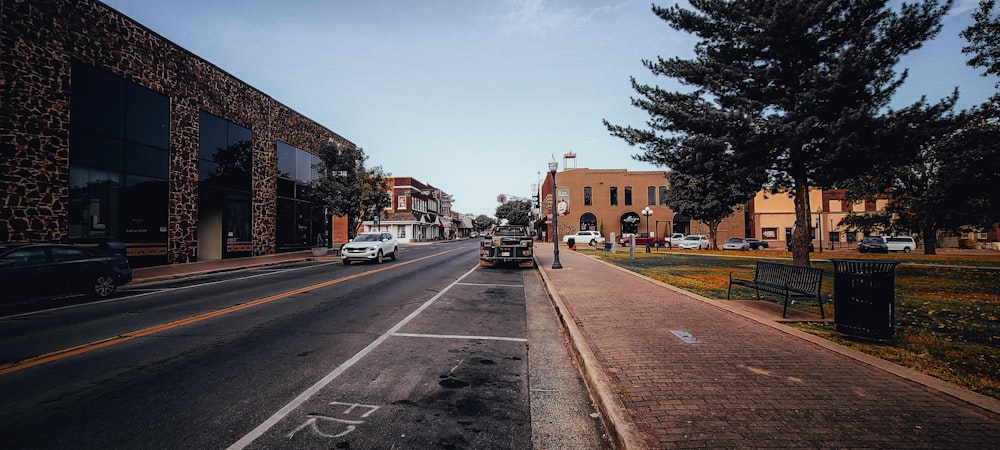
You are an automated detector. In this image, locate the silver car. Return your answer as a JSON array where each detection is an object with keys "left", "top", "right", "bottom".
[{"left": 722, "top": 238, "right": 750, "bottom": 251}]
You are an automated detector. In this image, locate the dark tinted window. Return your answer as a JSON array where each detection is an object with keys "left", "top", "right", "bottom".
[
  {"left": 125, "top": 142, "right": 168, "bottom": 178},
  {"left": 69, "top": 61, "right": 168, "bottom": 245},
  {"left": 70, "top": 129, "right": 125, "bottom": 171},
  {"left": 71, "top": 61, "right": 125, "bottom": 137},
  {"left": 198, "top": 112, "right": 228, "bottom": 161},
  {"left": 277, "top": 141, "right": 296, "bottom": 179},
  {"left": 51, "top": 246, "right": 92, "bottom": 262},
  {"left": 126, "top": 83, "right": 169, "bottom": 148},
  {"left": 2, "top": 248, "right": 47, "bottom": 266}
]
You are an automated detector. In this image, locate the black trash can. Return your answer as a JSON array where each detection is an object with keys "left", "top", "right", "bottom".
[
  {"left": 567, "top": 237, "right": 575, "bottom": 249},
  {"left": 832, "top": 259, "right": 900, "bottom": 342}
]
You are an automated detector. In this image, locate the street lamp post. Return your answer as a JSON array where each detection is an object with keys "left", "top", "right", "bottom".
[
  {"left": 816, "top": 212, "right": 823, "bottom": 254},
  {"left": 549, "top": 161, "right": 562, "bottom": 269},
  {"left": 642, "top": 207, "right": 653, "bottom": 253}
]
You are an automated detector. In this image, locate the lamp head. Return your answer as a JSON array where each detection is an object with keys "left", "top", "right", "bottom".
[{"left": 548, "top": 161, "right": 558, "bottom": 174}]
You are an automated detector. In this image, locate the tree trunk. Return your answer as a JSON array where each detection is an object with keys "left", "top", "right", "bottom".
[
  {"left": 792, "top": 180, "right": 812, "bottom": 267},
  {"left": 707, "top": 219, "right": 723, "bottom": 250},
  {"left": 921, "top": 224, "right": 938, "bottom": 255}
]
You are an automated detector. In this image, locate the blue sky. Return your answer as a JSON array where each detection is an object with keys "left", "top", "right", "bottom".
[{"left": 102, "top": 0, "right": 997, "bottom": 217}]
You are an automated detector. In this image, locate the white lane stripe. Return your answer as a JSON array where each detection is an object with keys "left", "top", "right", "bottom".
[
  {"left": 456, "top": 282, "right": 524, "bottom": 288},
  {"left": 226, "top": 264, "right": 481, "bottom": 450},
  {"left": 391, "top": 332, "right": 527, "bottom": 342}
]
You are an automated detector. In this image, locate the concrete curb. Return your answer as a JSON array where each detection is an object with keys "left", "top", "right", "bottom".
[{"left": 535, "top": 256, "right": 650, "bottom": 450}]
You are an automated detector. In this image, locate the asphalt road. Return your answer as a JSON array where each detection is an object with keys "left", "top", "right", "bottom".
[{"left": 0, "top": 240, "right": 608, "bottom": 449}]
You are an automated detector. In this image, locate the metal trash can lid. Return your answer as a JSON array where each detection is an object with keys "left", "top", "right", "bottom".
[{"left": 831, "top": 258, "right": 900, "bottom": 274}]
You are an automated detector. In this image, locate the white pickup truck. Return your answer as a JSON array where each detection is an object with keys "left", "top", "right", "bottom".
[{"left": 664, "top": 233, "right": 686, "bottom": 248}]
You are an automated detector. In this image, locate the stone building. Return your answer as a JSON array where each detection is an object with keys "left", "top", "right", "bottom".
[{"left": 2, "top": 0, "right": 351, "bottom": 266}]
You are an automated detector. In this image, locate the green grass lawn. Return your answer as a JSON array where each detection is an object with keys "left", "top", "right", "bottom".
[{"left": 588, "top": 248, "right": 1000, "bottom": 400}]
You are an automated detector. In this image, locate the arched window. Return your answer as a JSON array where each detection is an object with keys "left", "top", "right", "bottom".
[{"left": 579, "top": 213, "right": 597, "bottom": 231}]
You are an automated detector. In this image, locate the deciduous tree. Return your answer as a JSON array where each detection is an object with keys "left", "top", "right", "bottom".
[
  {"left": 495, "top": 199, "right": 533, "bottom": 226},
  {"left": 309, "top": 139, "right": 390, "bottom": 240}
]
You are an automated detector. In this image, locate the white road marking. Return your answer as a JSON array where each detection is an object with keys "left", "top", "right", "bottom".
[
  {"left": 456, "top": 282, "right": 524, "bottom": 288},
  {"left": 227, "top": 264, "right": 481, "bottom": 450},
  {"left": 391, "top": 332, "right": 527, "bottom": 342}
]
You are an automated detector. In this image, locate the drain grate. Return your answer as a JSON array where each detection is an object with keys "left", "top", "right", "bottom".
[{"left": 670, "top": 330, "right": 702, "bottom": 344}]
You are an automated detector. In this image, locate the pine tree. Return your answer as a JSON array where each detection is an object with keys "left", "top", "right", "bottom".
[{"left": 605, "top": 0, "right": 950, "bottom": 265}]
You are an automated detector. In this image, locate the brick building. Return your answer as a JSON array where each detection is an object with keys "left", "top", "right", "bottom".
[
  {"left": 374, "top": 177, "right": 454, "bottom": 243},
  {"left": 2, "top": 0, "right": 351, "bottom": 266},
  {"left": 536, "top": 153, "right": 745, "bottom": 244}
]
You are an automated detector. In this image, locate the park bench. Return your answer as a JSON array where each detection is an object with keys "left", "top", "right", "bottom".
[{"left": 728, "top": 261, "right": 825, "bottom": 319}]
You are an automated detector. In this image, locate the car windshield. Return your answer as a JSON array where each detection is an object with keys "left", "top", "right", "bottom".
[
  {"left": 725, "top": 238, "right": 742, "bottom": 243},
  {"left": 683, "top": 236, "right": 699, "bottom": 240},
  {"left": 354, "top": 234, "right": 381, "bottom": 242}
]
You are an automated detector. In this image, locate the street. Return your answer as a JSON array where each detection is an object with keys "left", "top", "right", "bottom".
[{"left": 0, "top": 240, "right": 608, "bottom": 449}]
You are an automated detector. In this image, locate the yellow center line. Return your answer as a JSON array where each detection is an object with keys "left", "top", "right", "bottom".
[{"left": 0, "top": 249, "right": 459, "bottom": 376}]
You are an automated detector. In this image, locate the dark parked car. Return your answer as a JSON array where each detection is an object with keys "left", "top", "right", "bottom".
[
  {"left": 744, "top": 238, "right": 769, "bottom": 250},
  {"left": 0, "top": 243, "right": 133, "bottom": 301},
  {"left": 858, "top": 236, "right": 889, "bottom": 253}
]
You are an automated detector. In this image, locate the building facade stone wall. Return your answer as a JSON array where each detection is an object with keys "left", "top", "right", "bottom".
[{"left": 2, "top": 0, "right": 352, "bottom": 263}]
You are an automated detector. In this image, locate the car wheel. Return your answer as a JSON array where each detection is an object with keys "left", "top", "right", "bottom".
[
  {"left": 652, "top": 242, "right": 660, "bottom": 248},
  {"left": 375, "top": 250, "right": 383, "bottom": 264},
  {"left": 92, "top": 275, "right": 117, "bottom": 298},
  {"left": 389, "top": 247, "right": 398, "bottom": 260},
  {"left": 903, "top": 247, "right": 911, "bottom": 253}
]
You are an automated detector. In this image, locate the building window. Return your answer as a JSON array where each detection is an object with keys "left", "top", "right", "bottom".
[
  {"left": 397, "top": 225, "right": 407, "bottom": 239},
  {"left": 398, "top": 195, "right": 408, "bottom": 210},
  {"left": 624, "top": 186, "right": 633, "bottom": 206},
  {"left": 659, "top": 186, "right": 668, "bottom": 206},
  {"left": 584, "top": 186, "right": 592, "bottom": 206},
  {"left": 69, "top": 61, "right": 168, "bottom": 265},
  {"left": 198, "top": 111, "right": 252, "bottom": 192},
  {"left": 276, "top": 141, "right": 322, "bottom": 250},
  {"left": 647, "top": 186, "right": 656, "bottom": 205},
  {"left": 610, "top": 186, "right": 618, "bottom": 206}
]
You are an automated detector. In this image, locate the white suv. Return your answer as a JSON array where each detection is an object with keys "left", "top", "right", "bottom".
[
  {"left": 341, "top": 231, "right": 399, "bottom": 264},
  {"left": 882, "top": 236, "right": 917, "bottom": 253}
]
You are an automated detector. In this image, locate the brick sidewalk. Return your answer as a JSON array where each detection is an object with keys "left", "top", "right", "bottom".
[{"left": 534, "top": 245, "right": 1000, "bottom": 449}]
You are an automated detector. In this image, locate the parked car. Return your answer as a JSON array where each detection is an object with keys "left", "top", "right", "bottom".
[
  {"left": 664, "top": 233, "right": 686, "bottom": 247},
  {"left": 470, "top": 231, "right": 479, "bottom": 238},
  {"left": 722, "top": 237, "right": 750, "bottom": 251},
  {"left": 786, "top": 242, "right": 816, "bottom": 252},
  {"left": 563, "top": 230, "right": 605, "bottom": 247},
  {"left": 883, "top": 236, "right": 917, "bottom": 253},
  {"left": 0, "top": 243, "right": 133, "bottom": 300},
  {"left": 744, "top": 238, "right": 769, "bottom": 250},
  {"left": 341, "top": 231, "right": 399, "bottom": 265},
  {"left": 858, "top": 236, "right": 889, "bottom": 253},
  {"left": 677, "top": 235, "right": 710, "bottom": 250},
  {"left": 618, "top": 233, "right": 665, "bottom": 248}
]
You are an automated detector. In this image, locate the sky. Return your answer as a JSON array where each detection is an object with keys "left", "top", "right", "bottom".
[{"left": 101, "top": 0, "right": 998, "bottom": 217}]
